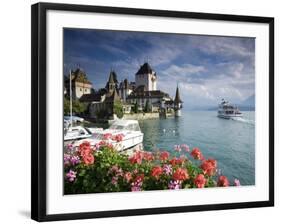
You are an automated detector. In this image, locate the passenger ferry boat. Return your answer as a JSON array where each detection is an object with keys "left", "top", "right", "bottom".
[{"left": 217, "top": 99, "right": 242, "bottom": 119}]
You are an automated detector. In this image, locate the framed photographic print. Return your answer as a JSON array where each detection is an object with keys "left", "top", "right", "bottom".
[{"left": 31, "top": 2, "right": 274, "bottom": 222}]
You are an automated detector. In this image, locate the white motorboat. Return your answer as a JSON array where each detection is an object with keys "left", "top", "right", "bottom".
[
  {"left": 73, "top": 120, "right": 144, "bottom": 152},
  {"left": 217, "top": 99, "right": 242, "bottom": 119},
  {"left": 64, "top": 126, "right": 92, "bottom": 141},
  {"left": 64, "top": 126, "right": 103, "bottom": 141}
]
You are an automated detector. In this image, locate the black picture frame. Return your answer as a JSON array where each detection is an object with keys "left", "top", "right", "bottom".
[{"left": 31, "top": 2, "right": 274, "bottom": 222}]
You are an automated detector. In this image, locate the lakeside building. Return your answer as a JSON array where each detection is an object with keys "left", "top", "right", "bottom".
[
  {"left": 135, "top": 62, "right": 157, "bottom": 91},
  {"left": 80, "top": 70, "right": 122, "bottom": 119},
  {"left": 125, "top": 62, "right": 173, "bottom": 112},
  {"left": 64, "top": 68, "right": 92, "bottom": 99},
  {"left": 66, "top": 62, "right": 183, "bottom": 119}
]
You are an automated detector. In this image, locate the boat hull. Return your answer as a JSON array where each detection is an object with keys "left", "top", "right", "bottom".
[
  {"left": 72, "top": 132, "right": 144, "bottom": 152},
  {"left": 217, "top": 114, "right": 243, "bottom": 119},
  {"left": 116, "top": 133, "right": 144, "bottom": 151}
]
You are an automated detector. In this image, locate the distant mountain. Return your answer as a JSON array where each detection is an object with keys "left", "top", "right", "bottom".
[
  {"left": 204, "top": 95, "right": 255, "bottom": 111},
  {"left": 241, "top": 94, "right": 255, "bottom": 107},
  {"left": 185, "top": 95, "right": 256, "bottom": 111},
  {"left": 237, "top": 94, "right": 255, "bottom": 111}
]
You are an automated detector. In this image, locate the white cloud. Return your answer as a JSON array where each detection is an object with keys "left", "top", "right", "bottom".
[
  {"left": 163, "top": 64, "right": 206, "bottom": 77},
  {"left": 64, "top": 29, "right": 255, "bottom": 109},
  {"left": 193, "top": 36, "right": 255, "bottom": 59}
]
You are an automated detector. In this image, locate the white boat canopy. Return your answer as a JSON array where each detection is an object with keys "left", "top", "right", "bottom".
[{"left": 109, "top": 120, "right": 141, "bottom": 132}]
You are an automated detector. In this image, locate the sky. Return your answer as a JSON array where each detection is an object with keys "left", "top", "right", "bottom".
[{"left": 64, "top": 28, "right": 255, "bottom": 110}]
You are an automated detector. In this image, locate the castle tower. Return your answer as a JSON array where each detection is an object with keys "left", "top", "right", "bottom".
[
  {"left": 135, "top": 62, "right": 157, "bottom": 91},
  {"left": 107, "top": 70, "right": 117, "bottom": 94},
  {"left": 174, "top": 85, "right": 183, "bottom": 117}
]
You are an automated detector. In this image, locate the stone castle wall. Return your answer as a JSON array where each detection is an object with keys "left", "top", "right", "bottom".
[{"left": 123, "top": 112, "right": 159, "bottom": 120}]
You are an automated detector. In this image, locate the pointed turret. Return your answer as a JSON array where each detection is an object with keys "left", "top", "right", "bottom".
[
  {"left": 174, "top": 85, "right": 183, "bottom": 117},
  {"left": 109, "top": 70, "right": 115, "bottom": 84},
  {"left": 107, "top": 70, "right": 117, "bottom": 93},
  {"left": 174, "top": 85, "right": 183, "bottom": 104}
]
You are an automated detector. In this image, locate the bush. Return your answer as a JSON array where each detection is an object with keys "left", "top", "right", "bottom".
[
  {"left": 64, "top": 97, "right": 87, "bottom": 115},
  {"left": 64, "top": 140, "right": 240, "bottom": 194}
]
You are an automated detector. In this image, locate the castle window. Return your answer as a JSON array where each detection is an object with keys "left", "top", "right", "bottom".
[{"left": 80, "top": 88, "right": 82, "bottom": 91}]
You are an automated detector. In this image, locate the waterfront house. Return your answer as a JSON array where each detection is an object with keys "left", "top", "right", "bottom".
[{"left": 64, "top": 68, "right": 92, "bottom": 99}]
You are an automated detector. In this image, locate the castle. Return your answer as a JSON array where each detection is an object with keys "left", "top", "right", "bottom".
[{"left": 65, "top": 62, "right": 183, "bottom": 119}]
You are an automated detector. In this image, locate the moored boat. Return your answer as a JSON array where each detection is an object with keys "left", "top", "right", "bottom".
[
  {"left": 64, "top": 126, "right": 104, "bottom": 141},
  {"left": 73, "top": 120, "right": 144, "bottom": 152}
]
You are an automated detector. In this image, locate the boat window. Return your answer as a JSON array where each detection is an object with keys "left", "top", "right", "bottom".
[
  {"left": 109, "top": 123, "right": 141, "bottom": 131},
  {"left": 127, "top": 124, "right": 134, "bottom": 130},
  {"left": 132, "top": 124, "right": 141, "bottom": 131},
  {"left": 109, "top": 125, "right": 126, "bottom": 130},
  {"left": 126, "top": 124, "right": 140, "bottom": 131}
]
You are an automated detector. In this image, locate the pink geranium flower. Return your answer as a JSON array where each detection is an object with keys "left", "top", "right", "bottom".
[{"left": 234, "top": 179, "right": 241, "bottom": 186}]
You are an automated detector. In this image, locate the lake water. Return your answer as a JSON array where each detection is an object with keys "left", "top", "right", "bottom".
[{"left": 138, "top": 111, "right": 255, "bottom": 186}]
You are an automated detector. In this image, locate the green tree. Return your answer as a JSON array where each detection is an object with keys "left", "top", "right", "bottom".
[
  {"left": 143, "top": 100, "right": 151, "bottom": 113},
  {"left": 132, "top": 102, "right": 139, "bottom": 113},
  {"left": 113, "top": 101, "right": 124, "bottom": 118},
  {"left": 64, "top": 97, "right": 87, "bottom": 115},
  {"left": 64, "top": 97, "right": 70, "bottom": 115}
]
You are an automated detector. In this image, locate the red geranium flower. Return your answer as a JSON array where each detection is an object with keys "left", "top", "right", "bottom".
[
  {"left": 82, "top": 153, "right": 94, "bottom": 165},
  {"left": 129, "top": 151, "right": 143, "bottom": 164},
  {"left": 217, "top": 176, "right": 229, "bottom": 187},
  {"left": 151, "top": 166, "right": 163, "bottom": 179},
  {"left": 135, "top": 174, "right": 144, "bottom": 183},
  {"left": 78, "top": 141, "right": 95, "bottom": 165},
  {"left": 103, "top": 133, "right": 113, "bottom": 140},
  {"left": 169, "top": 157, "right": 184, "bottom": 166},
  {"left": 98, "top": 140, "right": 107, "bottom": 146},
  {"left": 78, "top": 141, "right": 92, "bottom": 156},
  {"left": 194, "top": 174, "right": 206, "bottom": 188},
  {"left": 201, "top": 159, "right": 217, "bottom": 176},
  {"left": 124, "top": 172, "right": 132, "bottom": 182},
  {"left": 143, "top": 151, "right": 154, "bottom": 161},
  {"left": 173, "top": 168, "right": 189, "bottom": 181},
  {"left": 112, "top": 134, "right": 124, "bottom": 142},
  {"left": 160, "top": 151, "right": 170, "bottom": 161},
  {"left": 190, "top": 147, "right": 203, "bottom": 160}
]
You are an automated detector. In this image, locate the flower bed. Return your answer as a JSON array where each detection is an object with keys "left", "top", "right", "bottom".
[{"left": 64, "top": 138, "right": 240, "bottom": 194}]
